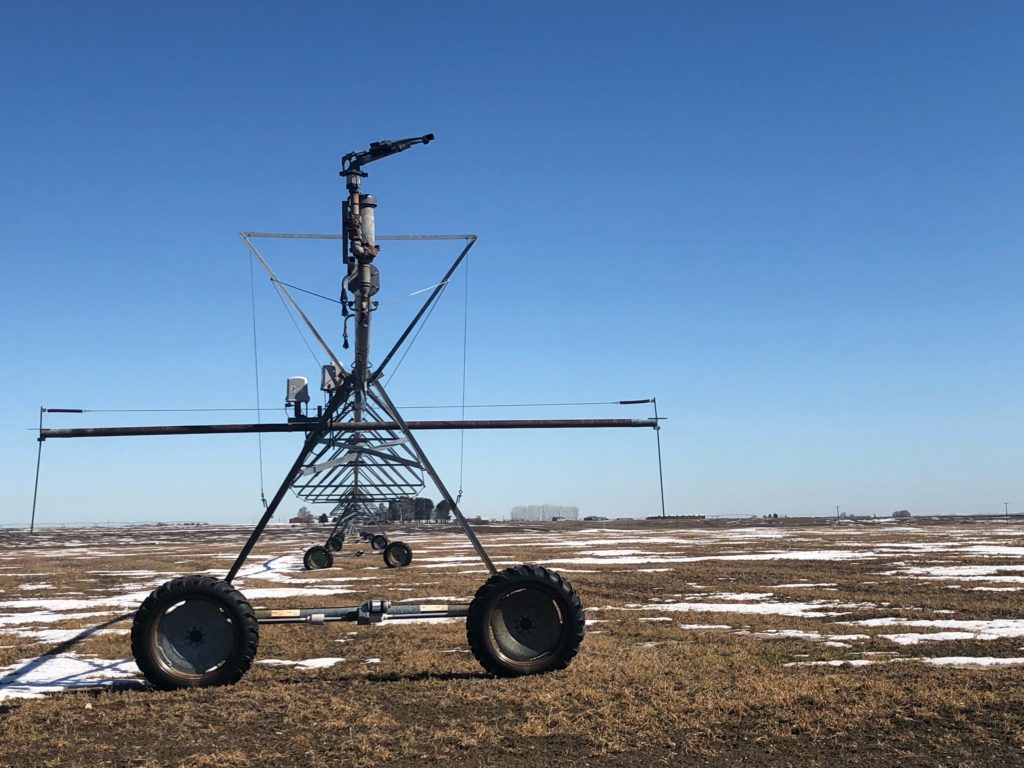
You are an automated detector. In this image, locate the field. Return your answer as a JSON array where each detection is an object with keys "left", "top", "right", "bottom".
[{"left": 1, "top": 518, "right": 1023, "bottom": 767}]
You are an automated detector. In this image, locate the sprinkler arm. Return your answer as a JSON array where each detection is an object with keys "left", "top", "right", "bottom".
[{"left": 341, "top": 133, "right": 434, "bottom": 173}]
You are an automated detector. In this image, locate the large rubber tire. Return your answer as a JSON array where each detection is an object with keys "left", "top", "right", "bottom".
[
  {"left": 466, "top": 564, "right": 584, "bottom": 677},
  {"left": 131, "top": 575, "right": 258, "bottom": 691},
  {"left": 327, "top": 534, "right": 345, "bottom": 552},
  {"left": 304, "top": 545, "right": 334, "bottom": 570},
  {"left": 370, "top": 534, "right": 388, "bottom": 551},
  {"left": 383, "top": 541, "right": 413, "bottom": 568}
]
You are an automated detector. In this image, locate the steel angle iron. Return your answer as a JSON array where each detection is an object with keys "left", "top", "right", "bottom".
[{"left": 35, "top": 135, "right": 659, "bottom": 689}]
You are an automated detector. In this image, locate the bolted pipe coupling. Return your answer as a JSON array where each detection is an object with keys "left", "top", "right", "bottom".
[{"left": 357, "top": 599, "right": 390, "bottom": 624}]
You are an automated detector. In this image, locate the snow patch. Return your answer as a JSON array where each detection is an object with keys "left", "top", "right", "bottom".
[{"left": 0, "top": 653, "right": 141, "bottom": 700}]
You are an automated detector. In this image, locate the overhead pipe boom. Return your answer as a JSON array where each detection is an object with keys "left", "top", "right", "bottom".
[{"left": 39, "top": 418, "right": 658, "bottom": 440}]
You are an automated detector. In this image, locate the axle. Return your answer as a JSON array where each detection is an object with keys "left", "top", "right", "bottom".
[{"left": 254, "top": 599, "right": 469, "bottom": 625}]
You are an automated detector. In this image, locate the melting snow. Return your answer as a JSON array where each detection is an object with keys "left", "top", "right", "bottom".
[
  {"left": 643, "top": 600, "right": 847, "bottom": 618},
  {"left": 925, "top": 656, "right": 1024, "bottom": 667},
  {"left": 843, "top": 617, "right": 1024, "bottom": 645},
  {"left": 256, "top": 657, "right": 345, "bottom": 670},
  {"left": 0, "top": 653, "right": 141, "bottom": 700}
]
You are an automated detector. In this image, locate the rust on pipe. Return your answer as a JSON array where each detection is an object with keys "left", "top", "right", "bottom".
[{"left": 39, "top": 418, "right": 658, "bottom": 440}]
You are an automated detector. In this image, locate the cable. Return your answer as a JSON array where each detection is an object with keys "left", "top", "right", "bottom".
[
  {"left": 458, "top": 249, "right": 469, "bottom": 497},
  {"left": 382, "top": 280, "right": 449, "bottom": 387},
  {"left": 400, "top": 400, "right": 624, "bottom": 409},
  {"left": 75, "top": 399, "right": 639, "bottom": 414},
  {"left": 272, "top": 278, "right": 342, "bottom": 306},
  {"left": 272, "top": 283, "right": 323, "bottom": 368},
  {"left": 249, "top": 252, "right": 268, "bottom": 509},
  {"left": 81, "top": 409, "right": 284, "bottom": 415},
  {"left": 77, "top": 403, "right": 622, "bottom": 415}
]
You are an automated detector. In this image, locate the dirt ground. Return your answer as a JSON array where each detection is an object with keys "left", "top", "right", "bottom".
[{"left": 1, "top": 517, "right": 1023, "bottom": 767}]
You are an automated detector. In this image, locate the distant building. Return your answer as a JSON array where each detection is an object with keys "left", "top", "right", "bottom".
[
  {"left": 511, "top": 504, "right": 579, "bottom": 522},
  {"left": 645, "top": 514, "right": 705, "bottom": 521},
  {"left": 583, "top": 516, "right": 608, "bottom": 522},
  {"left": 892, "top": 509, "right": 912, "bottom": 519},
  {"left": 288, "top": 516, "right": 306, "bottom": 524}
]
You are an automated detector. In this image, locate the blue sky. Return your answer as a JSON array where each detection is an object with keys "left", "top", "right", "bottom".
[{"left": 1, "top": 2, "right": 1021, "bottom": 526}]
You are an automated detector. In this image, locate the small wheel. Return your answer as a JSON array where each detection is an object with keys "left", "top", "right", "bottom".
[
  {"left": 131, "top": 575, "right": 258, "bottom": 691},
  {"left": 466, "top": 564, "right": 584, "bottom": 677},
  {"left": 371, "top": 534, "right": 388, "bottom": 551},
  {"left": 327, "top": 534, "right": 344, "bottom": 552},
  {"left": 303, "top": 545, "right": 334, "bottom": 570},
  {"left": 383, "top": 541, "right": 413, "bottom": 568}
]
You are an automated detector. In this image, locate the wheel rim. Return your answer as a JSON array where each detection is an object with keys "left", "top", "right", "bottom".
[
  {"left": 151, "top": 597, "right": 238, "bottom": 681},
  {"left": 328, "top": 535, "right": 343, "bottom": 551},
  {"left": 308, "top": 548, "right": 331, "bottom": 569},
  {"left": 486, "top": 586, "right": 564, "bottom": 665},
  {"left": 385, "top": 544, "right": 411, "bottom": 567}
]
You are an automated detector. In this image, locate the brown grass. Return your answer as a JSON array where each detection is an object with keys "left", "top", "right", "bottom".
[{"left": 1, "top": 519, "right": 1024, "bottom": 767}]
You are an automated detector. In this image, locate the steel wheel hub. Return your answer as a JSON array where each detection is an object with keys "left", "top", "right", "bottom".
[
  {"left": 489, "top": 587, "right": 562, "bottom": 662},
  {"left": 153, "top": 598, "right": 237, "bottom": 677}
]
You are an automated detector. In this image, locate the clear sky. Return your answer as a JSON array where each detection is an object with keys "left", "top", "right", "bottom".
[{"left": 1, "top": 2, "right": 1021, "bottom": 526}]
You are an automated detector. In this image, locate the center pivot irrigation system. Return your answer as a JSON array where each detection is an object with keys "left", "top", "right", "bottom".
[{"left": 32, "top": 135, "right": 662, "bottom": 689}]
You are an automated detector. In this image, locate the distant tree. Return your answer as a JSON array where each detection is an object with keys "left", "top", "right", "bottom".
[
  {"left": 375, "top": 502, "right": 387, "bottom": 523},
  {"left": 433, "top": 499, "right": 451, "bottom": 523},
  {"left": 318, "top": 513, "right": 329, "bottom": 524},
  {"left": 296, "top": 506, "right": 315, "bottom": 525},
  {"left": 387, "top": 498, "right": 415, "bottom": 523},
  {"left": 414, "top": 497, "right": 434, "bottom": 522}
]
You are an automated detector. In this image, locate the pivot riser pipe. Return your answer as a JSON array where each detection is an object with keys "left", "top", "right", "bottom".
[{"left": 40, "top": 418, "right": 657, "bottom": 440}]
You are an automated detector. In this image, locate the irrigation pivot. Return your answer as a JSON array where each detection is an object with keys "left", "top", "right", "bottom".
[{"left": 35, "top": 136, "right": 659, "bottom": 689}]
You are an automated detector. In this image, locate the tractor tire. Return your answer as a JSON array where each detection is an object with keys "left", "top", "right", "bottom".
[
  {"left": 370, "top": 534, "right": 388, "bottom": 551},
  {"left": 466, "top": 564, "right": 584, "bottom": 677},
  {"left": 327, "top": 534, "right": 345, "bottom": 552},
  {"left": 382, "top": 541, "right": 413, "bottom": 568},
  {"left": 303, "top": 545, "right": 334, "bottom": 570},
  {"left": 131, "top": 575, "right": 259, "bottom": 691}
]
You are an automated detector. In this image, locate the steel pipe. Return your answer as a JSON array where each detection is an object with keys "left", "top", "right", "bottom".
[
  {"left": 254, "top": 602, "right": 470, "bottom": 624},
  {"left": 40, "top": 418, "right": 657, "bottom": 440}
]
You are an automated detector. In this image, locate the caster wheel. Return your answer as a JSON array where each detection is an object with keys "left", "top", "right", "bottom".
[
  {"left": 303, "top": 545, "right": 334, "bottom": 570},
  {"left": 466, "top": 564, "right": 584, "bottom": 676},
  {"left": 327, "top": 534, "right": 344, "bottom": 552},
  {"left": 131, "top": 575, "right": 259, "bottom": 691},
  {"left": 383, "top": 541, "right": 413, "bottom": 568},
  {"left": 371, "top": 534, "right": 388, "bottom": 551}
]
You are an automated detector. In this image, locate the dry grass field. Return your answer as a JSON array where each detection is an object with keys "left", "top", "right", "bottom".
[{"left": 1, "top": 517, "right": 1023, "bottom": 767}]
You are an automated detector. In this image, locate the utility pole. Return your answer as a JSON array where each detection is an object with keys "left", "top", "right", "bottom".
[
  {"left": 836, "top": 505, "right": 840, "bottom": 520},
  {"left": 1006, "top": 502, "right": 1010, "bottom": 520}
]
